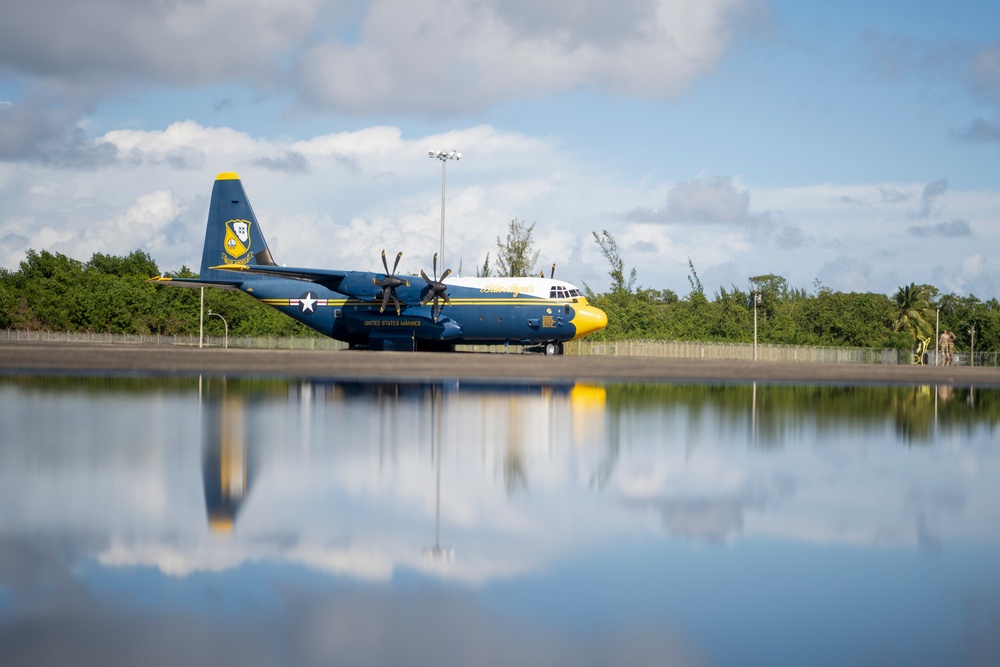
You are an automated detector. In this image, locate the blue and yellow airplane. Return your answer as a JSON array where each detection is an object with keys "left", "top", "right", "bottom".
[{"left": 150, "top": 172, "right": 608, "bottom": 352}]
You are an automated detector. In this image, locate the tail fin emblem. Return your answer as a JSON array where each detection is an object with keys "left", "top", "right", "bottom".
[{"left": 224, "top": 219, "right": 252, "bottom": 258}]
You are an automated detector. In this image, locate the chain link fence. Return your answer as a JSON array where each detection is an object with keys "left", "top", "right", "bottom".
[
  {"left": 562, "top": 339, "right": 998, "bottom": 366},
  {"left": 0, "top": 329, "right": 347, "bottom": 351},
  {"left": 2, "top": 329, "right": 997, "bottom": 365}
]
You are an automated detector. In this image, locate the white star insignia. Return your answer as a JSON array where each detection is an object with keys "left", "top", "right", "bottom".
[{"left": 299, "top": 293, "right": 317, "bottom": 313}]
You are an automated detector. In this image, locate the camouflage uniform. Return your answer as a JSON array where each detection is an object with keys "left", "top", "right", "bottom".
[{"left": 939, "top": 330, "right": 955, "bottom": 365}]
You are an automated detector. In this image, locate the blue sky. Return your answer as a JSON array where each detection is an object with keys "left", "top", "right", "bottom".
[{"left": 1, "top": 0, "right": 998, "bottom": 297}]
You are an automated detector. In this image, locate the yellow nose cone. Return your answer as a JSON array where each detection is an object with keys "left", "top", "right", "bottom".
[{"left": 571, "top": 305, "right": 608, "bottom": 340}]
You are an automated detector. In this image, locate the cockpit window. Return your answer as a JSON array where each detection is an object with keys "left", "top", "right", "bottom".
[{"left": 550, "top": 286, "right": 580, "bottom": 299}]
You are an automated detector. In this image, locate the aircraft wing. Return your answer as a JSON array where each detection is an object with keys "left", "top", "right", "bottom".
[{"left": 209, "top": 264, "right": 349, "bottom": 291}]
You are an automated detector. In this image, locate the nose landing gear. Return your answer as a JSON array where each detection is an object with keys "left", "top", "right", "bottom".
[{"left": 544, "top": 341, "right": 564, "bottom": 356}]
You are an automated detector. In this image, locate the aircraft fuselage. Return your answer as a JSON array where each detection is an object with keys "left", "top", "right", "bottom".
[{"left": 250, "top": 275, "right": 604, "bottom": 351}]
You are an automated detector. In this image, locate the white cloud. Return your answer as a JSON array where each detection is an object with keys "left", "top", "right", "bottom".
[
  {"left": 296, "top": 0, "right": 760, "bottom": 113},
  {"left": 2, "top": 120, "right": 1000, "bottom": 298},
  {"left": 627, "top": 175, "right": 759, "bottom": 224},
  {"left": 862, "top": 31, "right": 1000, "bottom": 145},
  {"left": 959, "top": 253, "right": 986, "bottom": 281},
  {"left": 911, "top": 178, "right": 948, "bottom": 220},
  {"left": 907, "top": 219, "right": 972, "bottom": 237},
  {"left": 0, "top": 0, "right": 324, "bottom": 86},
  {"left": 0, "top": 0, "right": 759, "bottom": 134},
  {"left": 816, "top": 256, "right": 874, "bottom": 294}
]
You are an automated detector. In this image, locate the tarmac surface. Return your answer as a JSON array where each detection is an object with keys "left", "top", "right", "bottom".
[{"left": 3, "top": 340, "right": 1000, "bottom": 385}]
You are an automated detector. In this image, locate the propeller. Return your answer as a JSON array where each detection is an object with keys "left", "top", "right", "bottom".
[
  {"left": 375, "top": 250, "right": 407, "bottom": 315},
  {"left": 420, "top": 253, "right": 452, "bottom": 322}
]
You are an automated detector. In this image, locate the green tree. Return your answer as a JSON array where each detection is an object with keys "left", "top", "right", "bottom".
[
  {"left": 793, "top": 291, "right": 899, "bottom": 348},
  {"left": 495, "top": 219, "right": 540, "bottom": 277},
  {"left": 0, "top": 268, "right": 15, "bottom": 329},
  {"left": 592, "top": 230, "right": 636, "bottom": 295},
  {"left": 477, "top": 252, "right": 492, "bottom": 278},
  {"left": 14, "top": 249, "right": 86, "bottom": 330},
  {"left": 582, "top": 230, "right": 672, "bottom": 340},
  {"left": 87, "top": 250, "right": 159, "bottom": 277},
  {"left": 749, "top": 273, "right": 788, "bottom": 320},
  {"left": 686, "top": 258, "right": 705, "bottom": 302},
  {"left": 637, "top": 287, "right": 678, "bottom": 305},
  {"left": 708, "top": 285, "right": 752, "bottom": 341},
  {"left": 892, "top": 282, "right": 935, "bottom": 343},
  {"left": 944, "top": 294, "right": 1000, "bottom": 357}
]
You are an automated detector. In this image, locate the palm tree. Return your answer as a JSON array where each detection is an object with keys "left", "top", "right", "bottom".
[{"left": 892, "top": 283, "right": 934, "bottom": 342}]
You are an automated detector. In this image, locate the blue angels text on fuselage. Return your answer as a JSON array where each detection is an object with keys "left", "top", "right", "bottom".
[{"left": 149, "top": 172, "right": 608, "bottom": 352}]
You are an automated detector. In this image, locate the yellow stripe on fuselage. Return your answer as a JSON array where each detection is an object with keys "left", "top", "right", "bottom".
[
  {"left": 261, "top": 298, "right": 351, "bottom": 307},
  {"left": 261, "top": 297, "right": 584, "bottom": 308}
]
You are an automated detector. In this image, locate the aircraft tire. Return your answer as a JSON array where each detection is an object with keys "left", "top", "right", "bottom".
[{"left": 545, "top": 342, "right": 558, "bottom": 356}]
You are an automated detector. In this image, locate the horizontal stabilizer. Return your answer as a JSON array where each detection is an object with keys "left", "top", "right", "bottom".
[
  {"left": 147, "top": 276, "right": 243, "bottom": 291},
  {"left": 210, "top": 264, "right": 349, "bottom": 291}
]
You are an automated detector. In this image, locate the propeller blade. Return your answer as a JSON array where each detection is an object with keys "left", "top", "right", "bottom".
[
  {"left": 551, "top": 263, "right": 556, "bottom": 279},
  {"left": 376, "top": 250, "right": 407, "bottom": 312},
  {"left": 420, "top": 255, "right": 450, "bottom": 318}
]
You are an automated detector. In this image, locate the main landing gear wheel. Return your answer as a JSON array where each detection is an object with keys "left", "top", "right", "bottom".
[{"left": 544, "top": 342, "right": 564, "bottom": 355}]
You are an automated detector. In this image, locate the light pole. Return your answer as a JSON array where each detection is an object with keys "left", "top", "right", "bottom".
[
  {"left": 423, "top": 384, "right": 453, "bottom": 563},
  {"left": 199, "top": 287, "right": 205, "bottom": 348},
  {"left": 207, "top": 309, "right": 228, "bottom": 349},
  {"left": 753, "top": 292, "right": 761, "bottom": 361},
  {"left": 935, "top": 306, "right": 940, "bottom": 366},
  {"left": 970, "top": 323, "right": 976, "bottom": 367},
  {"left": 428, "top": 149, "right": 461, "bottom": 269}
]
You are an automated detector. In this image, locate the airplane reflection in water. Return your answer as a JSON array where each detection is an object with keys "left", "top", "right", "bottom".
[
  {"left": 202, "top": 392, "right": 251, "bottom": 534},
  {"left": 198, "top": 378, "right": 609, "bottom": 549},
  {"left": 191, "top": 378, "right": 1000, "bottom": 568}
]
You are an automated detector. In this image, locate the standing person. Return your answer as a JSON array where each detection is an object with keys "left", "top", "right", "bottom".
[{"left": 939, "top": 329, "right": 955, "bottom": 365}]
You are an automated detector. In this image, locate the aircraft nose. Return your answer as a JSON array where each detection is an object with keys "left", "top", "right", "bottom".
[{"left": 571, "top": 305, "right": 608, "bottom": 340}]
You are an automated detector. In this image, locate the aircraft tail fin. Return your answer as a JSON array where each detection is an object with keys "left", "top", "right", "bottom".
[{"left": 198, "top": 172, "right": 277, "bottom": 282}]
